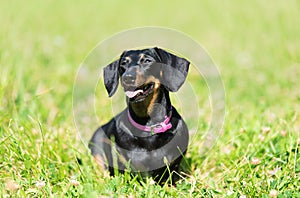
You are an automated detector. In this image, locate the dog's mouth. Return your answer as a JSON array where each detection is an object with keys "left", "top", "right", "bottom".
[{"left": 125, "top": 82, "right": 155, "bottom": 101}]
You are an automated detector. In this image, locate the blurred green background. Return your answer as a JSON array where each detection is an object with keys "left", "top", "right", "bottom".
[
  {"left": 1, "top": 0, "right": 299, "bottom": 196},
  {"left": 1, "top": 0, "right": 299, "bottom": 122}
]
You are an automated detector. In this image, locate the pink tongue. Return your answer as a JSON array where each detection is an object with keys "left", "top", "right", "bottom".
[{"left": 125, "top": 90, "right": 143, "bottom": 98}]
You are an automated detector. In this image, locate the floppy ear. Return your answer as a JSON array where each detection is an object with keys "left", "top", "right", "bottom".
[
  {"left": 103, "top": 59, "right": 120, "bottom": 97},
  {"left": 153, "top": 47, "right": 190, "bottom": 92}
]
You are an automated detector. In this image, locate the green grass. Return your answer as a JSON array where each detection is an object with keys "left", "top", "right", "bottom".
[{"left": 1, "top": 0, "right": 300, "bottom": 197}]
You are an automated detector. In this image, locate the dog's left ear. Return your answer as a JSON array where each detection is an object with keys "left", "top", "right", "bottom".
[
  {"left": 152, "top": 47, "right": 190, "bottom": 92},
  {"left": 103, "top": 59, "right": 120, "bottom": 97}
]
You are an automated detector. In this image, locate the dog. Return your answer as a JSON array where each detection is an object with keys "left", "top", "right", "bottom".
[{"left": 89, "top": 47, "right": 190, "bottom": 183}]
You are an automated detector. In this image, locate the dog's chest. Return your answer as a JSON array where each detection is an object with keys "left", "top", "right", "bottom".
[
  {"left": 115, "top": 135, "right": 186, "bottom": 172},
  {"left": 110, "top": 111, "right": 189, "bottom": 171},
  {"left": 114, "top": 126, "right": 188, "bottom": 172}
]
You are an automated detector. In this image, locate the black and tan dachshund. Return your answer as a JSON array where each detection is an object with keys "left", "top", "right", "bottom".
[{"left": 89, "top": 47, "right": 190, "bottom": 183}]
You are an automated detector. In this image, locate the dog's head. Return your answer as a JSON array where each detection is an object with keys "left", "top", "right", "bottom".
[{"left": 103, "top": 47, "right": 190, "bottom": 102}]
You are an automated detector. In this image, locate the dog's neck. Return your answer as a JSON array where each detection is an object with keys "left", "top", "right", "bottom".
[{"left": 128, "top": 87, "right": 172, "bottom": 126}]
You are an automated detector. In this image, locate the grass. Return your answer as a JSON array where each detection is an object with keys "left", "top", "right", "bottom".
[{"left": 1, "top": 0, "right": 300, "bottom": 197}]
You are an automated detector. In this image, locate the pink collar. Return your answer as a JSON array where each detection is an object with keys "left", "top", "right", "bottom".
[{"left": 127, "top": 109, "right": 172, "bottom": 133}]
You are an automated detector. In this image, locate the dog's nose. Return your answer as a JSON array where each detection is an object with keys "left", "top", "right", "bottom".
[{"left": 123, "top": 73, "right": 135, "bottom": 84}]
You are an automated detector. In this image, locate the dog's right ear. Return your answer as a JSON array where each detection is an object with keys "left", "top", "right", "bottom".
[
  {"left": 103, "top": 59, "right": 120, "bottom": 97},
  {"left": 103, "top": 51, "right": 127, "bottom": 97}
]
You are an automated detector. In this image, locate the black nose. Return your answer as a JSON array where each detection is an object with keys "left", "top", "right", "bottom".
[{"left": 123, "top": 73, "right": 136, "bottom": 84}]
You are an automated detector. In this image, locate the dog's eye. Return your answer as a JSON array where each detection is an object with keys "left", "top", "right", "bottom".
[
  {"left": 144, "top": 58, "right": 152, "bottom": 64},
  {"left": 120, "top": 61, "right": 127, "bottom": 66}
]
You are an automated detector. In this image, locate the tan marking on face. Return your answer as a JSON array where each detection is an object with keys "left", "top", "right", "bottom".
[
  {"left": 160, "top": 70, "right": 163, "bottom": 78},
  {"left": 135, "top": 68, "right": 144, "bottom": 86},
  {"left": 144, "top": 76, "right": 160, "bottom": 84},
  {"left": 139, "top": 53, "right": 145, "bottom": 61},
  {"left": 145, "top": 76, "right": 161, "bottom": 115}
]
